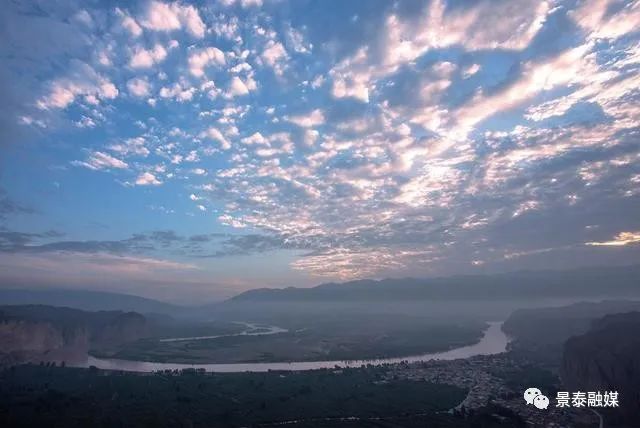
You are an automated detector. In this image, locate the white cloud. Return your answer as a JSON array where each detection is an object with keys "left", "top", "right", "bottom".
[
  {"left": 205, "top": 127, "right": 231, "bottom": 150},
  {"left": 585, "top": 231, "right": 640, "bottom": 246},
  {"left": 100, "top": 82, "right": 118, "bottom": 99},
  {"left": 129, "top": 44, "right": 168, "bottom": 68},
  {"left": 330, "top": 0, "right": 549, "bottom": 104},
  {"left": 454, "top": 44, "right": 592, "bottom": 134},
  {"left": 303, "top": 129, "right": 319, "bottom": 146},
  {"left": 115, "top": 8, "right": 143, "bottom": 37},
  {"left": 311, "top": 75, "right": 325, "bottom": 89},
  {"left": 228, "top": 76, "right": 249, "bottom": 96},
  {"left": 141, "top": 1, "right": 206, "bottom": 38},
  {"left": 571, "top": 0, "right": 640, "bottom": 40},
  {"left": 108, "top": 137, "right": 149, "bottom": 157},
  {"left": 127, "top": 77, "right": 151, "bottom": 97},
  {"left": 285, "top": 24, "right": 312, "bottom": 54},
  {"left": 136, "top": 172, "right": 162, "bottom": 186},
  {"left": 73, "top": 10, "right": 94, "bottom": 28},
  {"left": 221, "top": 0, "right": 263, "bottom": 8},
  {"left": 329, "top": 48, "right": 370, "bottom": 103},
  {"left": 230, "top": 62, "right": 252, "bottom": 74},
  {"left": 242, "top": 132, "right": 268, "bottom": 145},
  {"left": 188, "top": 47, "right": 226, "bottom": 77},
  {"left": 159, "top": 80, "right": 196, "bottom": 102},
  {"left": 75, "top": 116, "right": 96, "bottom": 128},
  {"left": 37, "top": 62, "right": 118, "bottom": 110},
  {"left": 261, "top": 40, "right": 288, "bottom": 75},
  {"left": 287, "top": 109, "right": 325, "bottom": 128},
  {"left": 462, "top": 63, "right": 481, "bottom": 78},
  {"left": 225, "top": 75, "right": 257, "bottom": 98},
  {"left": 72, "top": 151, "right": 128, "bottom": 171},
  {"left": 332, "top": 74, "right": 370, "bottom": 102}
]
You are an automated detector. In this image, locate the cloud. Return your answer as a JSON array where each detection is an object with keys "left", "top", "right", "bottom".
[
  {"left": 0, "top": 251, "right": 196, "bottom": 289},
  {"left": 5, "top": 0, "right": 640, "bottom": 284},
  {"left": 332, "top": 75, "right": 369, "bottom": 103},
  {"left": 37, "top": 61, "right": 118, "bottom": 109},
  {"left": 0, "top": 228, "right": 294, "bottom": 261},
  {"left": 205, "top": 127, "right": 231, "bottom": 150},
  {"left": 571, "top": 0, "right": 640, "bottom": 40},
  {"left": 129, "top": 44, "right": 168, "bottom": 68},
  {"left": 108, "top": 137, "right": 149, "bottom": 157},
  {"left": 0, "top": 188, "right": 34, "bottom": 221},
  {"left": 221, "top": 0, "right": 263, "bottom": 8},
  {"left": 284, "top": 23, "right": 312, "bottom": 54},
  {"left": 329, "top": 0, "right": 549, "bottom": 104},
  {"left": 585, "top": 231, "right": 640, "bottom": 246},
  {"left": 188, "top": 47, "right": 226, "bottom": 77},
  {"left": 287, "top": 109, "right": 325, "bottom": 127},
  {"left": 115, "top": 8, "right": 143, "bottom": 37},
  {"left": 159, "top": 79, "right": 196, "bottom": 101},
  {"left": 226, "top": 75, "right": 257, "bottom": 97},
  {"left": 261, "top": 40, "right": 288, "bottom": 75},
  {"left": 127, "top": 77, "right": 151, "bottom": 97},
  {"left": 303, "top": 129, "right": 319, "bottom": 146},
  {"left": 72, "top": 151, "right": 128, "bottom": 171},
  {"left": 70, "top": 10, "right": 92, "bottom": 27},
  {"left": 462, "top": 63, "right": 480, "bottom": 78},
  {"left": 453, "top": 44, "right": 592, "bottom": 134},
  {"left": 241, "top": 132, "right": 267, "bottom": 145},
  {"left": 140, "top": 1, "right": 206, "bottom": 38},
  {"left": 135, "top": 172, "right": 162, "bottom": 186}
]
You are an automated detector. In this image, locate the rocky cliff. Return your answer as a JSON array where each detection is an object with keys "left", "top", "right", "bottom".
[
  {"left": 561, "top": 312, "right": 640, "bottom": 426},
  {"left": 0, "top": 305, "right": 148, "bottom": 366}
]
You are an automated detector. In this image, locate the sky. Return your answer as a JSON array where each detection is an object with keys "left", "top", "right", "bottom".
[{"left": 0, "top": 0, "right": 639, "bottom": 304}]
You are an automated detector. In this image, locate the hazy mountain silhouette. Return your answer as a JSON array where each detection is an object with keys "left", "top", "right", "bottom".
[
  {"left": 0, "top": 288, "right": 182, "bottom": 315},
  {"left": 229, "top": 265, "right": 640, "bottom": 302}
]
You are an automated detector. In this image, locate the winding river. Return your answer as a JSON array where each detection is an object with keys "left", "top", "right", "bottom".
[
  {"left": 74, "top": 321, "right": 509, "bottom": 373},
  {"left": 157, "top": 322, "right": 288, "bottom": 343}
]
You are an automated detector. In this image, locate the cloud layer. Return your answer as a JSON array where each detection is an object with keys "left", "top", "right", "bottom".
[{"left": 1, "top": 0, "right": 639, "bottom": 299}]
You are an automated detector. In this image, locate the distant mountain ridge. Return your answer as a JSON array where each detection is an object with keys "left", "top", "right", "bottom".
[
  {"left": 0, "top": 288, "right": 182, "bottom": 315},
  {"left": 229, "top": 265, "right": 640, "bottom": 302}
]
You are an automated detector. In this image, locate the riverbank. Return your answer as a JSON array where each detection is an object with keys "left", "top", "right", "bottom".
[
  {"left": 74, "top": 322, "right": 508, "bottom": 373},
  {"left": 88, "top": 316, "right": 489, "bottom": 365}
]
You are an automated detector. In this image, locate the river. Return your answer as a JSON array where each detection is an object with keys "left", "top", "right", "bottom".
[
  {"left": 157, "top": 322, "right": 288, "bottom": 343},
  {"left": 74, "top": 321, "right": 509, "bottom": 373}
]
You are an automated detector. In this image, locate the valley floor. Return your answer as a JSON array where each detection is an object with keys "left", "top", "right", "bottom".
[{"left": 0, "top": 352, "right": 600, "bottom": 428}]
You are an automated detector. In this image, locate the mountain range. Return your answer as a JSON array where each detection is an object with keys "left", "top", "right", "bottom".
[
  {"left": 0, "top": 288, "right": 182, "bottom": 315},
  {"left": 229, "top": 265, "right": 640, "bottom": 302},
  {"left": 2, "top": 264, "right": 639, "bottom": 313}
]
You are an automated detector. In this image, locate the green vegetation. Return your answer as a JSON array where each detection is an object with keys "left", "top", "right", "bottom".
[
  {"left": 0, "top": 364, "right": 483, "bottom": 427},
  {"left": 106, "top": 316, "right": 485, "bottom": 363},
  {"left": 490, "top": 362, "right": 560, "bottom": 395}
]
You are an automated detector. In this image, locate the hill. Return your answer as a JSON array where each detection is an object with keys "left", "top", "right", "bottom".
[
  {"left": 0, "top": 305, "right": 148, "bottom": 366},
  {"left": 562, "top": 311, "right": 640, "bottom": 426},
  {"left": 229, "top": 265, "right": 640, "bottom": 303},
  {"left": 502, "top": 300, "right": 640, "bottom": 367},
  {"left": 0, "top": 288, "right": 183, "bottom": 316}
]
